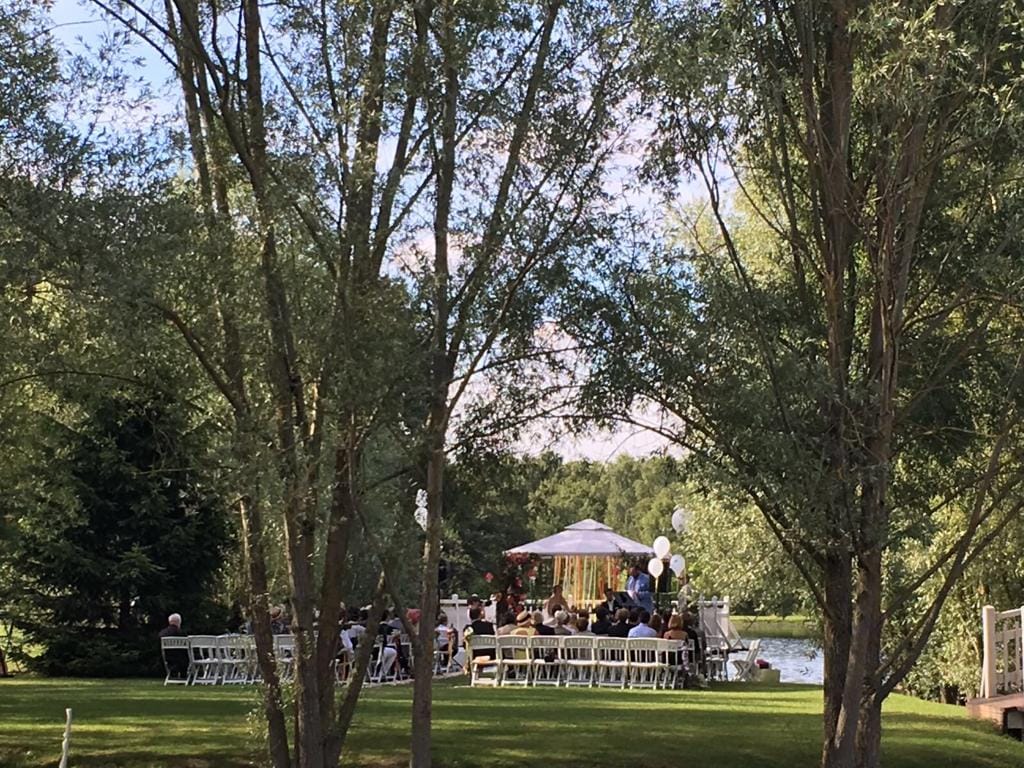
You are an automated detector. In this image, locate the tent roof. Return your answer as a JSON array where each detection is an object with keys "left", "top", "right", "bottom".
[{"left": 505, "top": 518, "right": 654, "bottom": 557}]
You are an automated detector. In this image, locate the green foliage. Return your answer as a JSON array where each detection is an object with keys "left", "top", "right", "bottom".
[
  {"left": 683, "top": 493, "right": 811, "bottom": 616},
  {"left": 4, "top": 391, "right": 231, "bottom": 676}
]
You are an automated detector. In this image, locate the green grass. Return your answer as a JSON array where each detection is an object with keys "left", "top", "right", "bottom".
[
  {"left": 731, "top": 614, "right": 816, "bottom": 638},
  {"left": 1, "top": 676, "right": 1021, "bottom": 768}
]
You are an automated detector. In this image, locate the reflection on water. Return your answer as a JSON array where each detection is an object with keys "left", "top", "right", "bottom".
[{"left": 754, "top": 637, "right": 823, "bottom": 685}]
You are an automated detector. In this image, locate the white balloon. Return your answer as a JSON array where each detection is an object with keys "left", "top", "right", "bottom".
[
  {"left": 671, "top": 506, "right": 689, "bottom": 534},
  {"left": 669, "top": 554, "right": 685, "bottom": 577},
  {"left": 648, "top": 556, "right": 664, "bottom": 578},
  {"left": 653, "top": 536, "right": 671, "bottom": 559}
]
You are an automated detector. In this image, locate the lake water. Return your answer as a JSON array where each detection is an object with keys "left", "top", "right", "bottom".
[{"left": 755, "top": 637, "right": 823, "bottom": 685}]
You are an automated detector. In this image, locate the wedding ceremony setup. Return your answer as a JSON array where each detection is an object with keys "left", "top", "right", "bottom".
[{"left": 4, "top": 0, "right": 1024, "bottom": 767}]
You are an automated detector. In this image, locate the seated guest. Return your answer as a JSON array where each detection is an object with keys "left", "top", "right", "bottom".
[
  {"left": 662, "top": 614, "right": 688, "bottom": 670},
  {"left": 553, "top": 610, "right": 573, "bottom": 635},
  {"left": 468, "top": 606, "right": 495, "bottom": 637},
  {"left": 435, "top": 612, "right": 455, "bottom": 652},
  {"left": 532, "top": 610, "right": 555, "bottom": 636},
  {"left": 628, "top": 609, "right": 658, "bottom": 638},
  {"left": 575, "top": 616, "right": 593, "bottom": 635},
  {"left": 663, "top": 614, "right": 688, "bottom": 641},
  {"left": 159, "top": 613, "right": 190, "bottom": 680},
  {"left": 465, "top": 595, "right": 483, "bottom": 625},
  {"left": 649, "top": 613, "right": 663, "bottom": 637},
  {"left": 511, "top": 610, "right": 537, "bottom": 637},
  {"left": 544, "top": 584, "right": 570, "bottom": 616},
  {"left": 466, "top": 606, "right": 495, "bottom": 659},
  {"left": 385, "top": 608, "right": 404, "bottom": 632},
  {"left": 159, "top": 612, "right": 185, "bottom": 638},
  {"left": 609, "top": 608, "right": 631, "bottom": 638},
  {"left": 270, "top": 605, "right": 289, "bottom": 635},
  {"left": 346, "top": 607, "right": 367, "bottom": 646},
  {"left": 591, "top": 606, "right": 613, "bottom": 635},
  {"left": 495, "top": 611, "right": 517, "bottom": 636}
]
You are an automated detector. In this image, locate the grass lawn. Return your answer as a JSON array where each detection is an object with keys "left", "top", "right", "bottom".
[
  {"left": 731, "top": 614, "right": 815, "bottom": 639},
  {"left": 1, "top": 676, "right": 1021, "bottom": 768}
]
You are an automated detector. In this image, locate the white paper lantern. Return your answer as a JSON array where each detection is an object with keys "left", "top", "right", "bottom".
[
  {"left": 414, "top": 489, "right": 428, "bottom": 531},
  {"left": 669, "top": 554, "right": 685, "bottom": 577},
  {"left": 648, "top": 556, "right": 664, "bottom": 579},
  {"left": 653, "top": 536, "right": 671, "bottom": 559}
]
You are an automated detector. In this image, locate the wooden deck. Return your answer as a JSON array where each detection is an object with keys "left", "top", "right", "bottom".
[{"left": 966, "top": 692, "right": 1024, "bottom": 737}]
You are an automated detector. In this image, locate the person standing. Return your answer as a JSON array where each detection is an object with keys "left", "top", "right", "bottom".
[
  {"left": 626, "top": 564, "right": 654, "bottom": 614},
  {"left": 544, "top": 584, "right": 570, "bottom": 617}
]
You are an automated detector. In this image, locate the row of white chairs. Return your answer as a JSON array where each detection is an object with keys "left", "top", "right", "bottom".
[
  {"left": 160, "top": 635, "right": 264, "bottom": 686},
  {"left": 467, "top": 635, "right": 696, "bottom": 689},
  {"left": 161, "top": 633, "right": 460, "bottom": 687}
]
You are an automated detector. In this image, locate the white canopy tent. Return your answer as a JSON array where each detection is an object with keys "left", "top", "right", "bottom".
[
  {"left": 506, "top": 518, "right": 654, "bottom": 557},
  {"left": 505, "top": 519, "right": 654, "bottom": 606}
]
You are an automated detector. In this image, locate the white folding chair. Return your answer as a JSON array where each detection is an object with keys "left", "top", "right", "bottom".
[
  {"left": 219, "top": 635, "right": 252, "bottom": 684},
  {"left": 434, "top": 632, "right": 457, "bottom": 676},
  {"left": 658, "top": 639, "right": 687, "bottom": 689},
  {"left": 732, "top": 638, "right": 762, "bottom": 682},
  {"left": 497, "top": 635, "right": 532, "bottom": 686},
  {"left": 274, "top": 635, "right": 296, "bottom": 682},
  {"left": 242, "top": 636, "right": 260, "bottom": 683},
  {"left": 397, "top": 634, "right": 413, "bottom": 681},
  {"left": 529, "top": 636, "right": 562, "bottom": 686},
  {"left": 160, "top": 636, "right": 193, "bottom": 685},
  {"left": 627, "top": 638, "right": 663, "bottom": 689},
  {"left": 560, "top": 636, "right": 596, "bottom": 688},
  {"left": 467, "top": 635, "right": 499, "bottom": 687},
  {"left": 595, "top": 637, "right": 629, "bottom": 689},
  {"left": 189, "top": 635, "right": 222, "bottom": 685}
]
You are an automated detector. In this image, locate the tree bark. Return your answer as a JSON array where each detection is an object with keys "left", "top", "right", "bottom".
[
  {"left": 410, "top": 434, "right": 445, "bottom": 768},
  {"left": 820, "top": 552, "right": 853, "bottom": 768},
  {"left": 238, "top": 492, "right": 291, "bottom": 768}
]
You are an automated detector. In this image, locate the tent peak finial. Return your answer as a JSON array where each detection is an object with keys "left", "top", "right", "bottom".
[{"left": 565, "top": 518, "right": 612, "bottom": 531}]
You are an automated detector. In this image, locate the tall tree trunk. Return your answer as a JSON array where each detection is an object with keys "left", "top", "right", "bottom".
[
  {"left": 238, "top": 491, "right": 291, "bottom": 768},
  {"left": 410, "top": 432, "right": 445, "bottom": 768},
  {"left": 411, "top": 1, "right": 456, "bottom": 762},
  {"left": 820, "top": 552, "right": 853, "bottom": 768}
]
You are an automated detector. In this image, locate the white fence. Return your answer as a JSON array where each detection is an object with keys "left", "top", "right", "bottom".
[{"left": 980, "top": 605, "right": 1024, "bottom": 699}]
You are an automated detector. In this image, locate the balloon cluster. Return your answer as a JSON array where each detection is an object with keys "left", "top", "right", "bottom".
[{"left": 647, "top": 506, "right": 688, "bottom": 579}]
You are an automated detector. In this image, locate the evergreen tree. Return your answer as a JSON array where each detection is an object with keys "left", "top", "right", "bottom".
[{"left": 6, "top": 391, "right": 230, "bottom": 676}]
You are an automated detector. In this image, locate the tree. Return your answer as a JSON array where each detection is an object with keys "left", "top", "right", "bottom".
[
  {"left": 5, "top": 1, "right": 645, "bottom": 765},
  {"left": 397, "top": 1, "right": 644, "bottom": 760},
  {"left": 568, "top": 2, "right": 1024, "bottom": 767},
  {"left": 4, "top": 391, "right": 230, "bottom": 676}
]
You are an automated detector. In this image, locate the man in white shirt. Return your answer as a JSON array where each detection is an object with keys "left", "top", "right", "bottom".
[{"left": 627, "top": 609, "right": 658, "bottom": 638}]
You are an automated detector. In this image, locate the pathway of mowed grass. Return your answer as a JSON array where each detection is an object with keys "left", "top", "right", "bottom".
[{"left": 1, "top": 677, "right": 1021, "bottom": 768}]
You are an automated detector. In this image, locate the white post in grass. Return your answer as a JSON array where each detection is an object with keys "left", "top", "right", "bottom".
[
  {"left": 980, "top": 605, "right": 996, "bottom": 699},
  {"left": 58, "top": 707, "right": 72, "bottom": 768}
]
